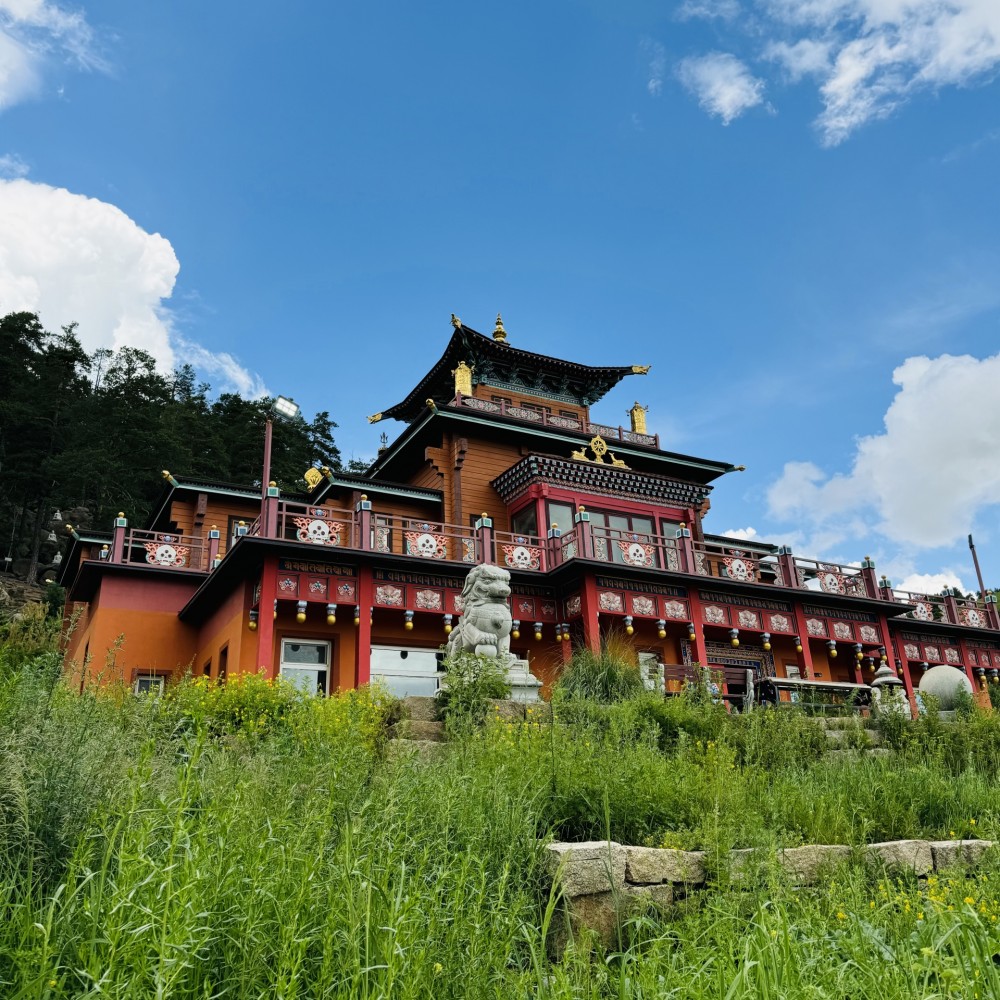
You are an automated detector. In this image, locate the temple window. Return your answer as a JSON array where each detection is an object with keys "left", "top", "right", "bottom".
[
  {"left": 280, "top": 639, "right": 330, "bottom": 696},
  {"left": 511, "top": 505, "right": 538, "bottom": 537},
  {"left": 133, "top": 674, "right": 165, "bottom": 696}
]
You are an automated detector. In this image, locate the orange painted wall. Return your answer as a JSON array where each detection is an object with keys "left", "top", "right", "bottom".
[
  {"left": 71, "top": 575, "right": 199, "bottom": 685},
  {"left": 194, "top": 581, "right": 254, "bottom": 680}
]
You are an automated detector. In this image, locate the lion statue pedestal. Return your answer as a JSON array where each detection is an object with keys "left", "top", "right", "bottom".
[{"left": 447, "top": 564, "right": 543, "bottom": 703}]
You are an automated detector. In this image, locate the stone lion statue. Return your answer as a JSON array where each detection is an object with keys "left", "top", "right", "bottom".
[{"left": 447, "top": 563, "right": 513, "bottom": 660}]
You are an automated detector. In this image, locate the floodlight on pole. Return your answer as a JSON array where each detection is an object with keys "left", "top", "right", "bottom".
[{"left": 262, "top": 395, "right": 301, "bottom": 509}]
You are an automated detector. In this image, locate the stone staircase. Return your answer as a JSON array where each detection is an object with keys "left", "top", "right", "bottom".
[
  {"left": 388, "top": 696, "right": 446, "bottom": 755},
  {"left": 818, "top": 716, "right": 888, "bottom": 755}
]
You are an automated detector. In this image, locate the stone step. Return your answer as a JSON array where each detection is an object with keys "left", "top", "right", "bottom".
[
  {"left": 392, "top": 719, "right": 446, "bottom": 742},
  {"left": 402, "top": 696, "right": 439, "bottom": 722},
  {"left": 823, "top": 728, "right": 882, "bottom": 746}
]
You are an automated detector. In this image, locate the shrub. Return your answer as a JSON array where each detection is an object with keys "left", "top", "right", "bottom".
[
  {"left": 436, "top": 652, "right": 511, "bottom": 731},
  {"left": 554, "top": 637, "right": 644, "bottom": 704}
]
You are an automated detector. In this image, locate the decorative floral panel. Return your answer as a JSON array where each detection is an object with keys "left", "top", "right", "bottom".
[
  {"left": 768, "top": 613, "right": 791, "bottom": 632},
  {"left": 844, "top": 576, "right": 868, "bottom": 597},
  {"left": 144, "top": 540, "right": 189, "bottom": 567},
  {"left": 373, "top": 526, "right": 391, "bottom": 553},
  {"left": 924, "top": 645, "right": 940, "bottom": 662},
  {"left": 277, "top": 576, "right": 298, "bottom": 593},
  {"left": 806, "top": 618, "right": 826, "bottom": 636},
  {"left": 593, "top": 537, "right": 608, "bottom": 562},
  {"left": 703, "top": 605, "right": 726, "bottom": 624},
  {"left": 816, "top": 567, "right": 846, "bottom": 594},
  {"left": 903, "top": 643, "right": 920, "bottom": 660},
  {"left": 632, "top": 596, "right": 656, "bottom": 616},
  {"left": 617, "top": 539, "right": 656, "bottom": 568},
  {"left": 517, "top": 598, "right": 535, "bottom": 616},
  {"left": 452, "top": 594, "right": 465, "bottom": 613},
  {"left": 375, "top": 585, "right": 404, "bottom": 607},
  {"left": 293, "top": 513, "right": 343, "bottom": 547},
  {"left": 414, "top": 589, "right": 442, "bottom": 611},
  {"left": 694, "top": 552, "right": 709, "bottom": 576},
  {"left": 541, "top": 602, "right": 556, "bottom": 617},
  {"left": 502, "top": 543, "right": 542, "bottom": 570},
  {"left": 737, "top": 610, "right": 759, "bottom": 629},
  {"left": 910, "top": 602, "right": 934, "bottom": 621},
  {"left": 859, "top": 625, "right": 879, "bottom": 644},
  {"left": 307, "top": 579, "right": 327, "bottom": 596},
  {"left": 566, "top": 595, "right": 582, "bottom": 617},
  {"left": 599, "top": 591, "right": 624, "bottom": 613},
  {"left": 724, "top": 556, "right": 756, "bottom": 583},
  {"left": 461, "top": 538, "right": 477, "bottom": 563},
  {"left": 548, "top": 415, "right": 581, "bottom": 430},
  {"left": 405, "top": 529, "right": 448, "bottom": 560},
  {"left": 959, "top": 608, "right": 987, "bottom": 628},
  {"left": 832, "top": 622, "right": 853, "bottom": 640},
  {"left": 663, "top": 599, "right": 687, "bottom": 620},
  {"left": 945, "top": 648, "right": 961, "bottom": 664},
  {"left": 663, "top": 546, "right": 680, "bottom": 571}
]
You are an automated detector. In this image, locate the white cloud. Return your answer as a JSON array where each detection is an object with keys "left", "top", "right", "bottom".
[
  {"left": 0, "top": 151, "right": 28, "bottom": 176},
  {"left": 675, "top": 1, "right": 1000, "bottom": 143},
  {"left": 895, "top": 571, "right": 969, "bottom": 595},
  {"left": 0, "top": 177, "right": 266, "bottom": 396},
  {"left": 767, "top": 352, "right": 1000, "bottom": 549},
  {"left": 641, "top": 38, "right": 666, "bottom": 97},
  {"left": 677, "top": 51, "right": 766, "bottom": 123},
  {"left": 677, "top": 0, "right": 741, "bottom": 21},
  {"left": 0, "top": 1, "right": 105, "bottom": 110}
]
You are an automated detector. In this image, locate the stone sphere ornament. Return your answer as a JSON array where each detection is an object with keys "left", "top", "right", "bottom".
[{"left": 918, "top": 664, "right": 974, "bottom": 710}]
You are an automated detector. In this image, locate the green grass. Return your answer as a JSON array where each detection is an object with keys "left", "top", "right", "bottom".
[{"left": 2, "top": 633, "right": 1000, "bottom": 997}]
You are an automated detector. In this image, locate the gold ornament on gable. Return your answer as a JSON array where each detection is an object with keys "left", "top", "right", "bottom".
[{"left": 570, "top": 435, "right": 629, "bottom": 468}]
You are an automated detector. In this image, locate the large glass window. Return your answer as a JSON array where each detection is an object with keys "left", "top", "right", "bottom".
[
  {"left": 547, "top": 502, "right": 575, "bottom": 537},
  {"left": 370, "top": 646, "right": 443, "bottom": 698},
  {"left": 280, "top": 639, "right": 330, "bottom": 696},
  {"left": 511, "top": 505, "right": 538, "bottom": 537}
]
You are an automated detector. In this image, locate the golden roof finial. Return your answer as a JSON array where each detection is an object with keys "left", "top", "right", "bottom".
[
  {"left": 628, "top": 401, "right": 649, "bottom": 435},
  {"left": 451, "top": 313, "right": 462, "bottom": 329},
  {"left": 493, "top": 313, "right": 508, "bottom": 343},
  {"left": 303, "top": 467, "right": 323, "bottom": 491},
  {"left": 451, "top": 360, "right": 474, "bottom": 397}
]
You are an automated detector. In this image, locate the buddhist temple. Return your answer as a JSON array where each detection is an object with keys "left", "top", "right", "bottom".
[{"left": 59, "top": 315, "right": 1000, "bottom": 710}]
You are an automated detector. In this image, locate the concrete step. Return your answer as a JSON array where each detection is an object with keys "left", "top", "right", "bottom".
[
  {"left": 823, "top": 728, "right": 882, "bottom": 746},
  {"left": 392, "top": 719, "right": 446, "bottom": 742},
  {"left": 402, "top": 696, "right": 439, "bottom": 722}
]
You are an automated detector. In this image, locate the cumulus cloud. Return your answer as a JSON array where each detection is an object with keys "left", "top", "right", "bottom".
[
  {"left": 895, "top": 571, "right": 970, "bottom": 595},
  {"left": 676, "top": 0, "right": 1000, "bottom": 143},
  {"left": 677, "top": 52, "right": 766, "bottom": 123},
  {"left": 0, "top": 0, "right": 105, "bottom": 110},
  {"left": 677, "top": 0, "right": 741, "bottom": 20},
  {"left": 0, "top": 177, "right": 266, "bottom": 396},
  {"left": 767, "top": 352, "right": 1000, "bottom": 549}
]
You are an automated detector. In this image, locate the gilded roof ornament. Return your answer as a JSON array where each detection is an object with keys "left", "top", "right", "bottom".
[
  {"left": 631, "top": 365, "right": 651, "bottom": 375},
  {"left": 451, "top": 313, "right": 462, "bottom": 329},
  {"left": 367, "top": 412, "right": 383, "bottom": 424},
  {"left": 493, "top": 313, "right": 508, "bottom": 344},
  {"left": 570, "top": 434, "right": 629, "bottom": 469},
  {"left": 303, "top": 467, "right": 323, "bottom": 491},
  {"left": 628, "top": 401, "right": 649, "bottom": 435},
  {"left": 451, "top": 360, "right": 474, "bottom": 397}
]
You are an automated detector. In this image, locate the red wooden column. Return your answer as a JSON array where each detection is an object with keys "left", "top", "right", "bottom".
[
  {"left": 787, "top": 607, "right": 815, "bottom": 679},
  {"left": 579, "top": 573, "right": 602, "bottom": 654},
  {"left": 354, "top": 564, "right": 373, "bottom": 687},
  {"left": 684, "top": 590, "right": 710, "bottom": 666},
  {"left": 256, "top": 556, "right": 278, "bottom": 677},
  {"left": 956, "top": 637, "right": 979, "bottom": 689}
]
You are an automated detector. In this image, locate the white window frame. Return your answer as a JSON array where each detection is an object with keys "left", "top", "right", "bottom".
[
  {"left": 279, "top": 638, "right": 332, "bottom": 696},
  {"left": 133, "top": 674, "right": 165, "bottom": 696}
]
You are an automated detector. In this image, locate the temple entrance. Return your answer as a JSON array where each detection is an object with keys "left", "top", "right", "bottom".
[
  {"left": 370, "top": 646, "right": 443, "bottom": 698},
  {"left": 279, "top": 638, "right": 331, "bottom": 696}
]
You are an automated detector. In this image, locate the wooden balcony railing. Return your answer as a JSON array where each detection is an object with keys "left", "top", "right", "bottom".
[
  {"left": 121, "top": 529, "right": 208, "bottom": 572},
  {"left": 451, "top": 394, "right": 660, "bottom": 448}
]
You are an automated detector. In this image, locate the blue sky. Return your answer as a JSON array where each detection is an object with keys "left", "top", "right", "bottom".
[{"left": 1, "top": 0, "right": 999, "bottom": 592}]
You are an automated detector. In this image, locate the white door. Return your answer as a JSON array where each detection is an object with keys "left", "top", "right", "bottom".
[
  {"left": 370, "top": 646, "right": 442, "bottom": 698},
  {"left": 280, "top": 639, "right": 331, "bottom": 696}
]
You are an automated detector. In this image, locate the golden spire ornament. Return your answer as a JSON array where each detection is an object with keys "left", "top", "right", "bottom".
[{"left": 493, "top": 313, "right": 508, "bottom": 343}]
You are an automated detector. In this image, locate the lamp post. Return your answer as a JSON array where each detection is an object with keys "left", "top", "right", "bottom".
[{"left": 261, "top": 395, "right": 301, "bottom": 500}]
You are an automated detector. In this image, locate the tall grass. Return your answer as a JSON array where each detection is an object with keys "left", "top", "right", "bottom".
[{"left": 3, "top": 628, "right": 1000, "bottom": 997}]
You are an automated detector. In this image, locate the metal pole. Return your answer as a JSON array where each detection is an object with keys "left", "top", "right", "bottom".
[
  {"left": 261, "top": 417, "right": 273, "bottom": 500},
  {"left": 969, "top": 534, "right": 987, "bottom": 597}
]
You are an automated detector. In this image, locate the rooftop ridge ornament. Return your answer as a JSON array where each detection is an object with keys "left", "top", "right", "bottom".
[
  {"left": 631, "top": 365, "right": 651, "bottom": 374},
  {"left": 303, "top": 467, "right": 323, "bottom": 491},
  {"left": 570, "top": 434, "right": 629, "bottom": 469},
  {"left": 451, "top": 313, "right": 461, "bottom": 329},
  {"left": 451, "top": 360, "right": 474, "bottom": 396},
  {"left": 628, "top": 401, "right": 649, "bottom": 435},
  {"left": 493, "top": 312, "right": 508, "bottom": 344}
]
